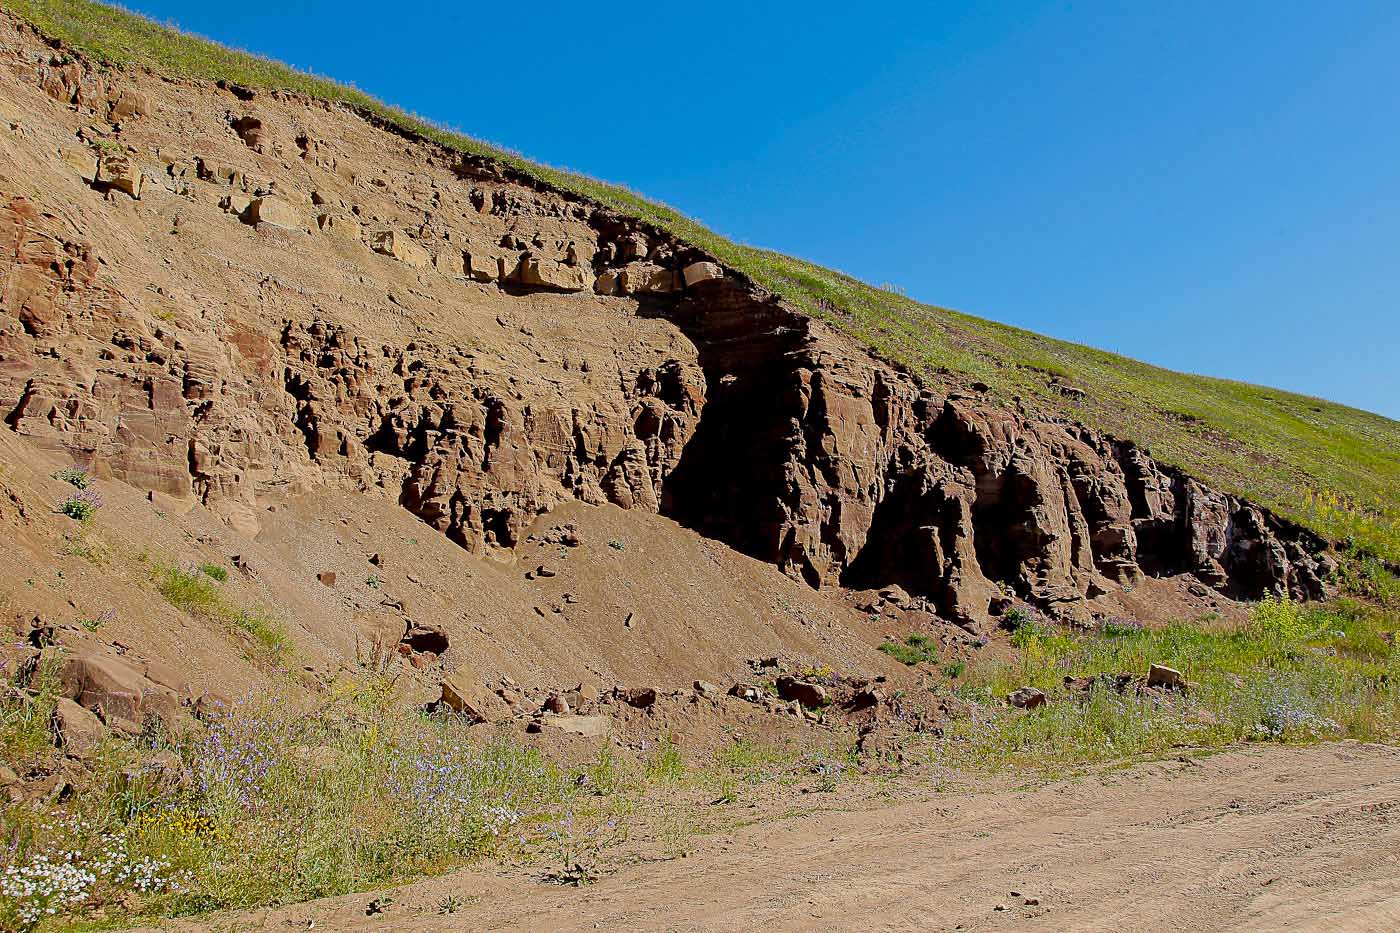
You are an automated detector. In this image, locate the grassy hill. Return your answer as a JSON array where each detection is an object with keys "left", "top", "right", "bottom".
[{"left": 11, "top": 0, "right": 1400, "bottom": 562}]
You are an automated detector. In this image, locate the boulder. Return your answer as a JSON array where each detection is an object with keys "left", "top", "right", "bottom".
[
  {"left": 96, "top": 150, "right": 141, "bottom": 199},
  {"left": 593, "top": 269, "right": 623, "bottom": 295},
  {"left": 371, "top": 230, "right": 431, "bottom": 268},
  {"left": 108, "top": 88, "right": 150, "bottom": 123},
  {"left": 729, "top": 683, "right": 763, "bottom": 702},
  {"left": 619, "top": 263, "right": 679, "bottom": 294},
  {"left": 619, "top": 686, "right": 658, "bottom": 709},
  {"left": 682, "top": 261, "right": 724, "bottom": 287},
  {"left": 61, "top": 147, "right": 98, "bottom": 183},
  {"left": 1147, "top": 663, "right": 1186, "bottom": 690},
  {"left": 694, "top": 679, "right": 721, "bottom": 698},
  {"left": 316, "top": 212, "right": 361, "bottom": 239},
  {"left": 466, "top": 251, "right": 505, "bottom": 282},
  {"left": 1008, "top": 687, "right": 1048, "bottom": 709},
  {"left": 197, "top": 157, "right": 240, "bottom": 185},
  {"left": 48, "top": 647, "right": 147, "bottom": 721},
  {"left": 438, "top": 671, "right": 509, "bottom": 722},
  {"left": 538, "top": 714, "right": 610, "bottom": 738},
  {"left": 54, "top": 698, "right": 106, "bottom": 759},
  {"left": 776, "top": 675, "right": 828, "bottom": 708},
  {"left": 244, "top": 196, "right": 299, "bottom": 229},
  {"left": 517, "top": 255, "right": 589, "bottom": 291}
]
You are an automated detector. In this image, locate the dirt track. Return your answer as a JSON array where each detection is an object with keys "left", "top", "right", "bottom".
[{"left": 176, "top": 742, "right": 1400, "bottom": 932}]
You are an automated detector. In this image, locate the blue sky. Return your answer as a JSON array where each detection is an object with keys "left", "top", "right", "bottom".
[{"left": 125, "top": 0, "right": 1400, "bottom": 418}]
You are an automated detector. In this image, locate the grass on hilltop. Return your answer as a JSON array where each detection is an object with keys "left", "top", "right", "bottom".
[{"left": 9, "top": 0, "right": 1400, "bottom": 562}]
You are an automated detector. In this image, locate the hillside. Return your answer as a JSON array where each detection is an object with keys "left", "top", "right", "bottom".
[
  {"left": 5, "top": 3, "right": 1400, "bottom": 928},
  {"left": 9, "top": 0, "right": 1400, "bottom": 564}
]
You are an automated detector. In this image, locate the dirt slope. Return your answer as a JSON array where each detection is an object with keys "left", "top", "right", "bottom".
[{"left": 155, "top": 742, "right": 1400, "bottom": 932}]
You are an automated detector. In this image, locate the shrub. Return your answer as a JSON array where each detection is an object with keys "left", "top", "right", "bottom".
[
  {"left": 645, "top": 737, "right": 686, "bottom": 783},
  {"left": 879, "top": 632, "right": 939, "bottom": 666},
  {"left": 198, "top": 562, "right": 228, "bottom": 582},
  {"left": 53, "top": 467, "right": 91, "bottom": 489},
  {"left": 56, "top": 487, "right": 103, "bottom": 522}
]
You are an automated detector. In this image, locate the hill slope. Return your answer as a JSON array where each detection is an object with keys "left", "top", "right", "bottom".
[{"left": 9, "top": 0, "right": 1400, "bottom": 561}]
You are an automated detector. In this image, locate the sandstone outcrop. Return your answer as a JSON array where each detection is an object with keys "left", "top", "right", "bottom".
[{"left": 0, "top": 28, "right": 1333, "bottom": 643}]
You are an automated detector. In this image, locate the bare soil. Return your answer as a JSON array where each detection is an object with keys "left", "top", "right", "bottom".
[{"left": 148, "top": 742, "right": 1400, "bottom": 932}]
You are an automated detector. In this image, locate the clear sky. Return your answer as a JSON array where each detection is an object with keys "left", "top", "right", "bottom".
[{"left": 123, "top": 0, "right": 1400, "bottom": 419}]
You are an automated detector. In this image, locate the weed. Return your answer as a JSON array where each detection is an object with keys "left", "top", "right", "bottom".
[
  {"left": 607, "top": 539, "right": 626, "bottom": 551},
  {"left": 197, "top": 562, "right": 228, "bottom": 582},
  {"left": 645, "top": 737, "right": 685, "bottom": 783},
  {"left": 943, "top": 659, "right": 966, "bottom": 679},
  {"left": 879, "top": 633, "right": 938, "bottom": 666},
  {"left": 56, "top": 487, "right": 103, "bottom": 522},
  {"left": 53, "top": 467, "right": 90, "bottom": 489},
  {"left": 78, "top": 608, "right": 116, "bottom": 632},
  {"left": 0, "top": 652, "right": 62, "bottom": 768},
  {"left": 154, "top": 562, "right": 290, "bottom": 665},
  {"left": 930, "top": 598, "right": 1400, "bottom": 775}
]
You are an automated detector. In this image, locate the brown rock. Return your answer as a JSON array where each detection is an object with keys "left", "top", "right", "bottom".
[
  {"left": 1008, "top": 687, "right": 1048, "bottom": 709},
  {"left": 54, "top": 697, "right": 106, "bottom": 759},
  {"left": 517, "top": 255, "right": 589, "bottom": 291},
  {"left": 95, "top": 149, "right": 141, "bottom": 198},
  {"left": 317, "top": 570, "right": 337, "bottom": 587},
  {"left": 681, "top": 261, "right": 724, "bottom": 287},
  {"left": 1147, "top": 663, "right": 1186, "bottom": 690},
  {"left": 620, "top": 686, "right": 657, "bottom": 708},
  {"left": 371, "top": 230, "right": 431, "bottom": 268},
  {"left": 776, "top": 675, "right": 828, "bottom": 708},
  {"left": 244, "top": 196, "right": 300, "bottom": 229},
  {"left": 108, "top": 89, "right": 150, "bottom": 123},
  {"left": 438, "top": 671, "right": 508, "bottom": 722},
  {"left": 729, "top": 683, "right": 763, "bottom": 702}
]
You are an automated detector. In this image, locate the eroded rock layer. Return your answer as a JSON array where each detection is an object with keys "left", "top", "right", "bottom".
[{"left": 0, "top": 18, "right": 1331, "bottom": 633}]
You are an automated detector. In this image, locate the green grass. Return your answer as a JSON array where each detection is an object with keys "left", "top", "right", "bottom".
[
  {"left": 879, "top": 632, "right": 939, "bottom": 666},
  {"left": 154, "top": 563, "right": 290, "bottom": 665},
  {"left": 0, "top": 676, "right": 616, "bottom": 927},
  {"left": 0, "top": 652, "right": 62, "bottom": 769},
  {"left": 10, "top": 0, "right": 1400, "bottom": 562},
  {"left": 927, "top": 596, "right": 1400, "bottom": 775}
]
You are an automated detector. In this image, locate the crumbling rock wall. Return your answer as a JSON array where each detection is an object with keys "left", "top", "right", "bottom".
[{"left": 0, "top": 26, "right": 1332, "bottom": 633}]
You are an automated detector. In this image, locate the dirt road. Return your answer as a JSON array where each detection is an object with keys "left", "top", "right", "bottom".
[{"left": 176, "top": 743, "right": 1400, "bottom": 932}]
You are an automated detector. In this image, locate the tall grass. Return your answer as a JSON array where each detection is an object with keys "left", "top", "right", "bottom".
[
  {"left": 0, "top": 676, "right": 612, "bottom": 927},
  {"left": 928, "top": 597, "right": 1400, "bottom": 775}
]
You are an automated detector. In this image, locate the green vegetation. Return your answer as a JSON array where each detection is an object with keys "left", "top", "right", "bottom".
[
  {"left": 10, "top": 0, "right": 1400, "bottom": 561},
  {"left": 928, "top": 596, "right": 1400, "bottom": 775},
  {"left": 153, "top": 563, "right": 290, "bottom": 664},
  {"left": 197, "top": 562, "right": 228, "bottom": 583},
  {"left": 0, "top": 653, "right": 61, "bottom": 769},
  {"left": 878, "top": 632, "right": 939, "bottom": 666},
  {"left": 52, "top": 467, "right": 90, "bottom": 489},
  {"left": 0, "top": 676, "right": 615, "bottom": 928}
]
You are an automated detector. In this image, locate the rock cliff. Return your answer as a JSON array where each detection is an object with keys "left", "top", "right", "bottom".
[{"left": 0, "top": 16, "right": 1332, "bottom": 639}]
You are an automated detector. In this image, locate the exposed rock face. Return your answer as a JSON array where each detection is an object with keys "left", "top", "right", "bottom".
[{"left": 0, "top": 27, "right": 1332, "bottom": 637}]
